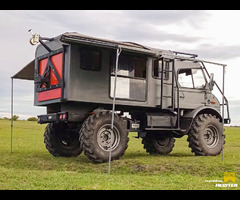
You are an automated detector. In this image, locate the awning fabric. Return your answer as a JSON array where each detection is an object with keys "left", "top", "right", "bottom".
[{"left": 11, "top": 59, "right": 35, "bottom": 80}]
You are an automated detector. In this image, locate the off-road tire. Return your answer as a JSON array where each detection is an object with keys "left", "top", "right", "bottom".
[
  {"left": 80, "top": 111, "right": 129, "bottom": 163},
  {"left": 44, "top": 123, "right": 83, "bottom": 157},
  {"left": 187, "top": 114, "right": 225, "bottom": 156},
  {"left": 142, "top": 136, "right": 175, "bottom": 155}
]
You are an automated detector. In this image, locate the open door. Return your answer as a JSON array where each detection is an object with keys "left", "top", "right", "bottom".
[{"left": 35, "top": 51, "right": 64, "bottom": 102}]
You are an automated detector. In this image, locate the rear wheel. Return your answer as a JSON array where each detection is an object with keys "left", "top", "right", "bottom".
[
  {"left": 80, "top": 111, "right": 129, "bottom": 163},
  {"left": 187, "top": 114, "right": 225, "bottom": 156},
  {"left": 142, "top": 136, "right": 175, "bottom": 155},
  {"left": 44, "top": 122, "right": 83, "bottom": 157}
]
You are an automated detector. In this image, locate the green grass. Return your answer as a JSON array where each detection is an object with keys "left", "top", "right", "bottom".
[{"left": 0, "top": 119, "right": 240, "bottom": 190}]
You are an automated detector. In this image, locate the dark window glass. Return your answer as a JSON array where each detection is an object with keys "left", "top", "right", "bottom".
[
  {"left": 80, "top": 49, "right": 101, "bottom": 71},
  {"left": 111, "top": 54, "right": 146, "bottom": 78},
  {"left": 153, "top": 59, "right": 169, "bottom": 80}
]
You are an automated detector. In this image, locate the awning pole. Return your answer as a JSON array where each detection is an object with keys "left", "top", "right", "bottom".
[
  {"left": 10, "top": 77, "right": 13, "bottom": 153},
  {"left": 108, "top": 47, "right": 122, "bottom": 175},
  {"left": 222, "top": 65, "right": 226, "bottom": 161}
]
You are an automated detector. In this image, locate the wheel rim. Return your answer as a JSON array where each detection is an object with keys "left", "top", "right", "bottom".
[
  {"left": 97, "top": 124, "right": 120, "bottom": 152},
  {"left": 59, "top": 129, "right": 79, "bottom": 149},
  {"left": 203, "top": 125, "right": 219, "bottom": 148},
  {"left": 156, "top": 137, "right": 170, "bottom": 147}
]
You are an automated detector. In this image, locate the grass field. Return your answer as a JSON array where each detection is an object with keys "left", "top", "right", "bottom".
[{"left": 0, "top": 119, "right": 240, "bottom": 190}]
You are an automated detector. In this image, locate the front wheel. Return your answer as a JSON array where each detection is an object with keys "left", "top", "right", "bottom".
[{"left": 187, "top": 114, "right": 225, "bottom": 156}]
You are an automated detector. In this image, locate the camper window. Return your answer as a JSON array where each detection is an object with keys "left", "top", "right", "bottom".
[
  {"left": 153, "top": 59, "right": 169, "bottom": 80},
  {"left": 111, "top": 54, "right": 146, "bottom": 78},
  {"left": 80, "top": 48, "right": 101, "bottom": 71},
  {"left": 110, "top": 53, "right": 147, "bottom": 101}
]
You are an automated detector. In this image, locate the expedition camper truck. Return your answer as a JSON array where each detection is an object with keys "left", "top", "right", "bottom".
[{"left": 12, "top": 32, "right": 230, "bottom": 163}]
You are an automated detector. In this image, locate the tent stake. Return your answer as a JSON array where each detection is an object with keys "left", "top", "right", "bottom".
[
  {"left": 10, "top": 77, "right": 13, "bottom": 153},
  {"left": 222, "top": 65, "right": 226, "bottom": 161},
  {"left": 108, "top": 47, "right": 122, "bottom": 175}
]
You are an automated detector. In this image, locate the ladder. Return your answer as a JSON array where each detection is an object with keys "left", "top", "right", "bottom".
[{"left": 160, "top": 59, "right": 180, "bottom": 129}]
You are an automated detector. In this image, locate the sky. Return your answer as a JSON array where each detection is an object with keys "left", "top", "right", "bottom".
[{"left": 0, "top": 10, "right": 240, "bottom": 125}]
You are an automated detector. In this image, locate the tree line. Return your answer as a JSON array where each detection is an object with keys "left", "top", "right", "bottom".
[{"left": 0, "top": 115, "right": 37, "bottom": 121}]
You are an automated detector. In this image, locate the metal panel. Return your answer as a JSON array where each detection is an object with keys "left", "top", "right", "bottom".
[
  {"left": 147, "top": 113, "right": 177, "bottom": 127},
  {"left": 66, "top": 44, "right": 153, "bottom": 108}
]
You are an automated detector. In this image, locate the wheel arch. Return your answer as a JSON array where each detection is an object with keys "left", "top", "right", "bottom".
[{"left": 181, "top": 106, "right": 222, "bottom": 134}]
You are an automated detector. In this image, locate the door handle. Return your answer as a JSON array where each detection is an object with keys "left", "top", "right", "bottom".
[{"left": 180, "top": 92, "right": 185, "bottom": 98}]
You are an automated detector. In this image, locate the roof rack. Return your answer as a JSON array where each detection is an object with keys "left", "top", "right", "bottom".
[
  {"left": 120, "top": 41, "right": 152, "bottom": 51},
  {"left": 172, "top": 51, "right": 198, "bottom": 59}
]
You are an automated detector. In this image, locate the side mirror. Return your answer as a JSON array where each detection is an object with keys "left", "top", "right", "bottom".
[{"left": 209, "top": 73, "right": 215, "bottom": 91}]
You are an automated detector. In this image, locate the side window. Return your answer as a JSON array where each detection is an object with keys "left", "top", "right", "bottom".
[
  {"left": 80, "top": 48, "right": 101, "bottom": 71},
  {"left": 153, "top": 59, "right": 169, "bottom": 80},
  {"left": 178, "top": 68, "right": 206, "bottom": 89},
  {"left": 192, "top": 69, "right": 206, "bottom": 89},
  {"left": 114, "top": 55, "right": 134, "bottom": 77},
  {"left": 110, "top": 53, "right": 147, "bottom": 101},
  {"left": 111, "top": 54, "right": 146, "bottom": 78},
  {"left": 178, "top": 69, "right": 194, "bottom": 88},
  {"left": 134, "top": 57, "right": 146, "bottom": 78},
  {"left": 153, "top": 59, "right": 162, "bottom": 78}
]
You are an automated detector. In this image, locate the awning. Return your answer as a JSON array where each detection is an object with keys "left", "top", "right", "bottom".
[
  {"left": 10, "top": 59, "right": 35, "bottom": 153},
  {"left": 11, "top": 59, "right": 35, "bottom": 80}
]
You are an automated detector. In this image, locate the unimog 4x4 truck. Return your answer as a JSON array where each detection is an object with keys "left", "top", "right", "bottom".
[{"left": 12, "top": 31, "right": 230, "bottom": 163}]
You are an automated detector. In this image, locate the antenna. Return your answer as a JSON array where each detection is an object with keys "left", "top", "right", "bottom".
[{"left": 28, "top": 29, "right": 34, "bottom": 35}]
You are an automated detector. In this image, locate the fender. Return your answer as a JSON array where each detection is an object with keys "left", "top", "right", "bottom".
[{"left": 181, "top": 106, "right": 222, "bottom": 134}]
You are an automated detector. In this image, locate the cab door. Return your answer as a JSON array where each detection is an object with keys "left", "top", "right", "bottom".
[{"left": 177, "top": 68, "right": 207, "bottom": 109}]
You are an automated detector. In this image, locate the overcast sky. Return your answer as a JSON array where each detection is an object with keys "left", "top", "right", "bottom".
[{"left": 0, "top": 10, "right": 240, "bottom": 125}]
